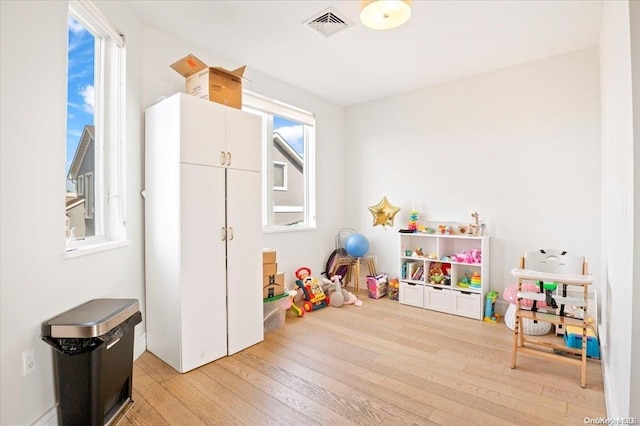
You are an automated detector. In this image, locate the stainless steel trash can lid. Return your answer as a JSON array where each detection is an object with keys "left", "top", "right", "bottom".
[{"left": 42, "top": 299, "right": 139, "bottom": 338}]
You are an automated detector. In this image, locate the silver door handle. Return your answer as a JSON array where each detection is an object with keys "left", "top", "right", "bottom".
[
  {"left": 226, "top": 151, "right": 232, "bottom": 166},
  {"left": 220, "top": 227, "right": 226, "bottom": 241},
  {"left": 220, "top": 151, "right": 226, "bottom": 166},
  {"left": 228, "top": 227, "right": 234, "bottom": 241}
]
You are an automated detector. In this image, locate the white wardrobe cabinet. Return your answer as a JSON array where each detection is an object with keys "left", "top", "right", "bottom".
[{"left": 145, "top": 93, "right": 263, "bottom": 373}]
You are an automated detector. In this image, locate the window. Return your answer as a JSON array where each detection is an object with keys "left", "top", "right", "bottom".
[
  {"left": 65, "top": 1, "right": 127, "bottom": 254},
  {"left": 273, "top": 161, "right": 287, "bottom": 191},
  {"left": 84, "top": 172, "right": 94, "bottom": 219},
  {"left": 77, "top": 175, "right": 84, "bottom": 196},
  {"left": 243, "top": 91, "right": 316, "bottom": 230}
]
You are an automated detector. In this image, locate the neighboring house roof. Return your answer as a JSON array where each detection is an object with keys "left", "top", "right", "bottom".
[
  {"left": 273, "top": 132, "right": 302, "bottom": 172},
  {"left": 66, "top": 197, "right": 85, "bottom": 211},
  {"left": 67, "top": 125, "right": 95, "bottom": 180}
]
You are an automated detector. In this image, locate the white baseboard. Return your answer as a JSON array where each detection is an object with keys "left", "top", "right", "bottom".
[{"left": 134, "top": 332, "right": 147, "bottom": 360}]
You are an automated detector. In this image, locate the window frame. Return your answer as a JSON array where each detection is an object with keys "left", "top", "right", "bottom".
[
  {"left": 77, "top": 174, "right": 84, "bottom": 196},
  {"left": 84, "top": 172, "right": 94, "bottom": 219},
  {"left": 65, "top": 1, "right": 128, "bottom": 256},
  {"left": 242, "top": 91, "right": 316, "bottom": 232}
]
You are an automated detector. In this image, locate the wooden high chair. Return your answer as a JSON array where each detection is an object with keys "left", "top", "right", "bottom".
[{"left": 510, "top": 249, "right": 594, "bottom": 387}]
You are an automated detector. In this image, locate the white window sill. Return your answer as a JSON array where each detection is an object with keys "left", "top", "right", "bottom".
[
  {"left": 263, "top": 226, "right": 317, "bottom": 234},
  {"left": 63, "top": 239, "right": 131, "bottom": 259}
]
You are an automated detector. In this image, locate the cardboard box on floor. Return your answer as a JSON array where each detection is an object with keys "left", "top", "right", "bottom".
[{"left": 170, "top": 54, "right": 246, "bottom": 109}]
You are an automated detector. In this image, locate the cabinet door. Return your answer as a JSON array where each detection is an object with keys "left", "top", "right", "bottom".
[
  {"left": 179, "top": 164, "right": 227, "bottom": 372},
  {"left": 180, "top": 94, "right": 227, "bottom": 167},
  {"left": 225, "top": 107, "right": 261, "bottom": 172},
  {"left": 226, "top": 168, "right": 264, "bottom": 354}
]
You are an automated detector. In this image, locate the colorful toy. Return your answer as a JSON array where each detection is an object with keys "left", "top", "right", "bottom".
[
  {"left": 388, "top": 278, "right": 400, "bottom": 300},
  {"left": 429, "top": 263, "right": 444, "bottom": 284},
  {"left": 452, "top": 248, "right": 482, "bottom": 264},
  {"left": 408, "top": 210, "right": 419, "bottom": 231},
  {"left": 295, "top": 267, "right": 330, "bottom": 312},
  {"left": 484, "top": 291, "right": 500, "bottom": 322},
  {"left": 470, "top": 272, "right": 481, "bottom": 289},
  {"left": 458, "top": 270, "right": 471, "bottom": 287},
  {"left": 367, "top": 273, "right": 388, "bottom": 299},
  {"left": 284, "top": 290, "right": 304, "bottom": 317}
]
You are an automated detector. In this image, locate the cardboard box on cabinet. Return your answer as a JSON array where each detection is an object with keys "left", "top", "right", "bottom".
[{"left": 170, "top": 54, "right": 245, "bottom": 109}]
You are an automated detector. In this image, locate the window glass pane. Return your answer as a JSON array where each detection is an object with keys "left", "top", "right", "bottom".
[
  {"left": 273, "top": 163, "right": 285, "bottom": 189},
  {"left": 272, "top": 115, "right": 304, "bottom": 226},
  {"left": 66, "top": 15, "right": 95, "bottom": 239}
]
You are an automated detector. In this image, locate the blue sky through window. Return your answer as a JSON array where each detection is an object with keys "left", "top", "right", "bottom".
[
  {"left": 274, "top": 116, "right": 303, "bottom": 157},
  {"left": 66, "top": 16, "right": 94, "bottom": 184}
]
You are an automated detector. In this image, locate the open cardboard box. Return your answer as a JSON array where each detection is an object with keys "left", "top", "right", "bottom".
[{"left": 170, "top": 54, "right": 246, "bottom": 109}]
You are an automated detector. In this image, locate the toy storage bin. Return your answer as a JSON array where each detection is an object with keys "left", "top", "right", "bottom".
[
  {"left": 263, "top": 293, "right": 290, "bottom": 334},
  {"left": 367, "top": 274, "right": 388, "bottom": 299},
  {"left": 564, "top": 326, "right": 600, "bottom": 358}
]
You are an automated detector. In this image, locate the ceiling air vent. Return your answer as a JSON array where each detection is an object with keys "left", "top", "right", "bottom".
[{"left": 305, "top": 8, "right": 351, "bottom": 37}]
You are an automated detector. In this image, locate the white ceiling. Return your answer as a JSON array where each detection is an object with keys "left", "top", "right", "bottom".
[{"left": 127, "top": 0, "right": 603, "bottom": 106}]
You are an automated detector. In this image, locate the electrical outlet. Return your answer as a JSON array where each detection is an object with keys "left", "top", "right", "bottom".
[
  {"left": 23, "top": 348, "right": 35, "bottom": 376},
  {"left": 282, "top": 262, "right": 288, "bottom": 273}
]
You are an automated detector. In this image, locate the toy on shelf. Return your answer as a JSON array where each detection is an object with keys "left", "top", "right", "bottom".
[
  {"left": 408, "top": 210, "right": 419, "bottom": 231},
  {"left": 295, "top": 267, "right": 330, "bottom": 312},
  {"left": 458, "top": 270, "right": 471, "bottom": 287},
  {"left": 469, "top": 212, "right": 480, "bottom": 236},
  {"left": 484, "top": 291, "right": 500, "bottom": 323},
  {"left": 469, "top": 272, "right": 482, "bottom": 289},
  {"left": 429, "top": 263, "right": 444, "bottom": 284},
  {"left": 452, "top": 248, "right": 482, "bottom": 264}
]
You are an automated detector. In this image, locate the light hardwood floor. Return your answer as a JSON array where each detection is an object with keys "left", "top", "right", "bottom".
[{"left": 122, "top": 296, "right": 606, "bottom": 425}]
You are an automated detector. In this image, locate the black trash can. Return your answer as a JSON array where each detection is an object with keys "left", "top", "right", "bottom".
[{"left": 42, "top": 299, "right": 142, "bottom": 426}]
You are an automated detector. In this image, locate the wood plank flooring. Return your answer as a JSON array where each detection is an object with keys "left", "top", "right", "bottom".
[{"left": 122, "top": 296, "right": 606, "bottom": 425}]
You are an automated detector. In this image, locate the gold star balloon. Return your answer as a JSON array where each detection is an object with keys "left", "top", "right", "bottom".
[{"left": 368, "top": 196, "right": 401, "bottom": 229}]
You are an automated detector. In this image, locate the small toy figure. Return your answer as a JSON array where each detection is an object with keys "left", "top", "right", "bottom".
[{"left": 469, "top": 212, "right": 480, "bottom": 236}]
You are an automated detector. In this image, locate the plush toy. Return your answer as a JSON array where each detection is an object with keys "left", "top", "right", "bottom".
[
  {"left": 453, "top": 249, "right": 482, "bottom": 263},
  {"left": 470, "top": 248, "right": 482, "bottom": 263},
  {"left": 429, "top": 264, "right": 444, "bottom": 284}
]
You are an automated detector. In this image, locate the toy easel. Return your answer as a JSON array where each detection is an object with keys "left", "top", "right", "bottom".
[{"left": 331, "top": 255, "right": 377, "bottom": 294}]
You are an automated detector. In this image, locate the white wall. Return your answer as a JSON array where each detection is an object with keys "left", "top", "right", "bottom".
[
  {"left": 0, "top": 1, "right": 145, "bottom": 424},
  {"left": 599, "top": 0, "right": 639, "bottom": 418},
  {"left": 141, "top": 27, "right": 348, "bottom": 289},
  {"left": 345, "top": 48, "right": 601, "bottom": 305}
]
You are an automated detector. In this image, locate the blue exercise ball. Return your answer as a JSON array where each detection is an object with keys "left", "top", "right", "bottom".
[{"left": 344, "top": 233, "right": 369, "bottom": 257}]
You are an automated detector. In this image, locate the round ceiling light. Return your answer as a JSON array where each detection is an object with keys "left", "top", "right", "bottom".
[{"left": 360, "top": 0, "right": 412, "bottom": 30}]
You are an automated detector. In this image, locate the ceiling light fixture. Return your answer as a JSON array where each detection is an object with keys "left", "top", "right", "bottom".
[{"left": 360, "top": 0, "right": 412, "bottom": 30}]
